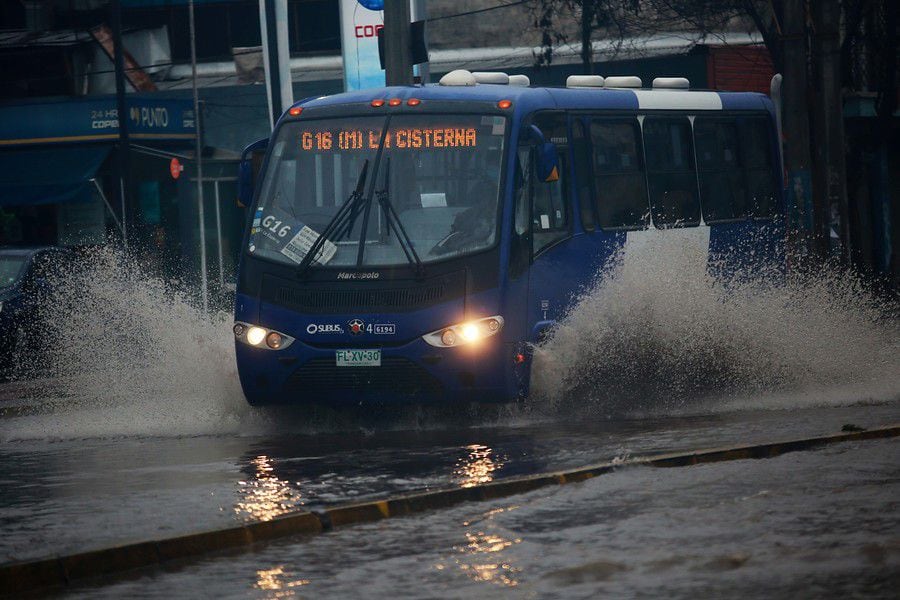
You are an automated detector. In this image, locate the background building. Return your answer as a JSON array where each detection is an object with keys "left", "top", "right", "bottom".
[{"left": 1, "top": 0, "right": 895, "bottom": 298}]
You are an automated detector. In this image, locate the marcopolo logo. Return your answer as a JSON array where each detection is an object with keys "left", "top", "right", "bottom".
[{"left": 306, "top": 323, "right": 344, "bottom": 335}]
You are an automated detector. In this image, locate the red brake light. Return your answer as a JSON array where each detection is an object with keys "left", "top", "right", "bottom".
[
  {"left": 371, "top": 99, "right": 385, "bottom": 107},
  {"left": 497, "top": 100, "right": 512, "bottom": 110},
  {"left": 288, "top": 107, "right": 302, "bottom": 116},
  {"left": 388, "top": 98, "right": 402, "bottom": 107},
  {"left": 407, "top": 98, "right": 421, "bottom": 107}
]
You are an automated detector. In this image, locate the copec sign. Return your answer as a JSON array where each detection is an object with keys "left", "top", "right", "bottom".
[{"left": 0, "top": 96, "right": 196, "bottom": 146}]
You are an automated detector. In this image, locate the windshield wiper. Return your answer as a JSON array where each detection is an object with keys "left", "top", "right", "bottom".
[
  {"left": 372, "top": 158, "right": 425, "bottom": 277},
  {"left": 297, "top": 159, "right": 369, "bottom": 277}
]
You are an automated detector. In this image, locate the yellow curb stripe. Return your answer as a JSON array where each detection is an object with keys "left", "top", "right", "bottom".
[{"left": 1, "top": 423, "right": 896, "bottom": 596}]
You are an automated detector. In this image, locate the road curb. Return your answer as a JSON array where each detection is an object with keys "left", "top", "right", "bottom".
[{"left": 2, "top": 423, "right": 896, "bottom": 595}]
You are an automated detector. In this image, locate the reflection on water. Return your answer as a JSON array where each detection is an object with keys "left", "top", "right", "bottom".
[
  {"left": 255, "top": 565, "right": 310, "bottom": 598},
  {"left": 450, "top": 505, "right": 522, "bottom": 587},
  {"left": 453, "top": 444, "right": 505, "bottom": 488},
  {"left": 235, "top": 455, "right": 304, "bottom": 521}
]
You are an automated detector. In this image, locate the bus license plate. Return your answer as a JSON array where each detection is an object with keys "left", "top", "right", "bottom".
[{"left": 335, "top": 349, "right": 381, "bottom": 367}]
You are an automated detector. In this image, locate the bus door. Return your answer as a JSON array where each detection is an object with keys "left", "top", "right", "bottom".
[
  {"left": 519, "top": 113, "right": 579, "bottom": 342},
  {"left": 526, "top": 149, "right": 575, "bottom": 342}
]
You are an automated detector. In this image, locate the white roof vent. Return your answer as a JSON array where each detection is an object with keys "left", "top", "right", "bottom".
[
  {"left": 439, "top": 69, "right": 477, "bottom": 86},
  {"left": 652, "top": 77, "right": 690, "bottom": 89},
  {"left": 566, "top": 75, "right": 604, "bottom": 88},
  {"left": 604, "top": 76, "right": 642, "bottom": 88},
  {"left": 472, "top": 71, "right": 510, "bottom": 85},
  {"left": 508, "top": 74, "right": 530, "bottom": 87}
]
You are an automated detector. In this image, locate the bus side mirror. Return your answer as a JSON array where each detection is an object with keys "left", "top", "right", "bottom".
[
  {"left": 537, "top": 142, "right": 559, "bottom": 182},
  {"left": 237, "top": 138, "right": 269, "bottom": 207},
  {"left": 525, "top": 125, "right": 559, "bottom": 183}
]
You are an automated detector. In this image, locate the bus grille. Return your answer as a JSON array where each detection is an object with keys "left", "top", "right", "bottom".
[
  {"left": 276, "top": 284, "right": 445, "bottom": 312},
  {"left": 284, "top": 357, "right": 443, "bottom": 397}
]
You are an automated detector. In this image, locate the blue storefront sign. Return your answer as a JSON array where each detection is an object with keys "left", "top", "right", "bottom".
[{"left": 0, "top": 96, "right": 196, "bottom": 147}]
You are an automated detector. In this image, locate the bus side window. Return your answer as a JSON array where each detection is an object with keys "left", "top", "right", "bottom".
[
  {"left": 695, "top": 117, "right": 747, "bottom": 222},
  {"left": 532, "top": 149, "right": 569, "bottom": 255},
  {"left": 642, "top": 117, "right": 701, "bottom": 227},
  {"left": 571, "top": 119, "right": 596, "bottom": 231},
  {"left": 738, "top": 117, "right": 778, "bottom": 218},
  {"left": 590, "top": 118, "right": 649, "bottom": 229}
]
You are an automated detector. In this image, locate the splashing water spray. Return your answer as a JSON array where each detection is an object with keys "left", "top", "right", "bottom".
[
  {"left": 530, "top": 232, "right": 900, "bottom": 417},
  {"left": 2, "top": 235, "right": 897, "bottom": 439}
]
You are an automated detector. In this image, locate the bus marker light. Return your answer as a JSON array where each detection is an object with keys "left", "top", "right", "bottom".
[
  {"left": 246, "top": 326, "right": 267, "bottom": 346},
  {"left": 233, "top": 323, "right": 245, "bottom": 337},
  {"left": 497, "top": 100, "right": 512, "bottom": 109},
  {"left": 266, "top": 332, "right": 283, "bottom": 349},
  {"left": 514, "top": 353, "right": 525, "bottom": 364},
  {"left": 441, "top": 330, "right": 457, "bottom": 346},
  {"left": 371, "top": 99, "right": 385, "bottom": 107},
  {"left": 407, "top": 98, "right": 421, "bottom": 106},
  {"left": 388, "top": 98, "right": 402, "bottom": 107},
  {"left": 288, "top": 107, "right": 302, "bottom": 116}
]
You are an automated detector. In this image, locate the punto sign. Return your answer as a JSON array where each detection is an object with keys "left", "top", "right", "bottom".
[{"left": 0, "top": 97, "right": 196, "bottom": 147}]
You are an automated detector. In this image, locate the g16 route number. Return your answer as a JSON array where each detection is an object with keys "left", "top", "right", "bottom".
[{"left": 262, "top": 215, "right": 291, "bottom": 238}]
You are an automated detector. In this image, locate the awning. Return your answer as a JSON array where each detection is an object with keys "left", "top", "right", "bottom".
[
  {"left": 0, "top": 96, "right": 196, "bottom": 147},
  {"left": 0, "top": 145, "right": 111, "bottom": 207}
]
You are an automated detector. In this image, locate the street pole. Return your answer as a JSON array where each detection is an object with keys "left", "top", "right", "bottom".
[
  {"left": 410, "top": 0, "right": 429, "bottom": 84},
  {"left": 580, "top": 0, "right": 594, "bottom": 75},
  {"left": 110, "top": 0, "right": 129, "bottom": 249},
  {"left": 384, "top": 0, "right": 413, "bottom": 86},
  {"left": 188, "top": 0, "right": 208, "bottom": 312},
  {"left": 260, "top": 0, "right": 293, "bottom": 128},
  {"left": 781, "top": 0, "right": 817, "bottom": 260},
  {"left": 812, "top": 0, "right": 850, "bottom": 261}
]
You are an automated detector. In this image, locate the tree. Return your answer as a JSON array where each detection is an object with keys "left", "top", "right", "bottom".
[
  {"left": 529, "top": 1, "right": 781, "bottom": 73},
  {"left": 528, "top": 0, "right": 899, "bottom": 271}
]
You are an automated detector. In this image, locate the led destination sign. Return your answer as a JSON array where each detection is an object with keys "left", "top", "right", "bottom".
[{"left": 300, "top": 127, "right": 478, "bottom": 152}]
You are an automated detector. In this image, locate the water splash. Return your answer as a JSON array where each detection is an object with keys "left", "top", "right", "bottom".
[
  {"left": 0, "top": 247, "right": 250, "bottom": 440},
  {"left": 2, "top": 234, "right": 897, "bottom": 440},
  {"left": 531, "top": 231, "right": 900, "bottom": 416}
]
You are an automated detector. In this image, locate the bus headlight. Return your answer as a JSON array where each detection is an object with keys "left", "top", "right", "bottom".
[
  {"left": 423, "top": 316, "right": 504, "bottom": 348},
  {"left": 246, "top": 326, "right": 266, "bottom": 346},
  {"left": 234, "top": 322, "right": 295, "bottom": 350}
]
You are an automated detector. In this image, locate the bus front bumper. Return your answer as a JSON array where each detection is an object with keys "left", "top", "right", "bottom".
[{"left": 235, "top": 335, "right": 526, "bottom": 406}]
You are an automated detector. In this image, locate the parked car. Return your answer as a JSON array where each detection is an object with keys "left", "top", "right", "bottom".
[{"left": 0, "top": 246, "right": 74, "bottom": 375}]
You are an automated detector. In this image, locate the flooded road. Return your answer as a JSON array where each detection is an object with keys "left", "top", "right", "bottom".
[
  {"left": 0, "top": 247, "right": 898, "bottom": 596},
  {"left": 1, "top": 398, "right": 898, "bottom": 569},
  {"left": 61, "top": 435, "right": 900, "bottom": 600}
]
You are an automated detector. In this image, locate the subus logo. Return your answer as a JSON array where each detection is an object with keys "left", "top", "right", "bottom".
[
  {"left": 355, "top": 24, "right": 383, "bottom": 38},
  {"left": 306, "top": 323, "right": 344, "bottom": 335}
]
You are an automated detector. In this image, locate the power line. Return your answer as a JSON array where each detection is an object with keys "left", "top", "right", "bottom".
[{"left": 427, "top": 0, "right": 529, "bottom": 23}]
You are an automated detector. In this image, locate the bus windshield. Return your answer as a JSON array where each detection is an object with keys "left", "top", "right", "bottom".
[{"left": 249, "top": 113, "right": 507, "bottom": 269}]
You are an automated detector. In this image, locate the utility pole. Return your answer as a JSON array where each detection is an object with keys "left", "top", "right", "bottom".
[
  {"left": 580, "top": 0, "right": 594, "bottom": 74},
  {"left": 410, "top": 0, "right": 429, "bottom": 83},
  {"left": 781, "top": 0, "right": 818, "bottom": 259},
  {"left": 812, "top": 0, "right": 849, "bottom": 260},
  {"left": 110, "top": 0, "right": 129, "bottom": 249},
  {"left": 188, "top": 0, "right": 208, "bottom": 312},
  {"left": 260, "top": 0, "right": 293, "bottom": 127},
  {"left": 383, "top": 0, "right": 413, "bottom": 86}
]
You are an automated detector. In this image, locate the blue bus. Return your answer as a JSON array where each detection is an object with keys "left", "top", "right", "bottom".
[{"left": 233, "top": 71, "right": 784, "bottom": 406}]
